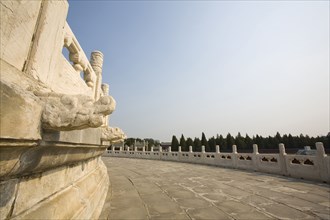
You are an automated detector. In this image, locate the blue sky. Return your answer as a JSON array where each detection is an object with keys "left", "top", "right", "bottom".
[{"left": 67, "top": 0, "right": 329, "bottom": 141}]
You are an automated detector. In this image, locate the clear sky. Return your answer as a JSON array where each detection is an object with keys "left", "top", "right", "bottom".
[{"left": 67, "top": 0, "right": 329, "bottom": 141}]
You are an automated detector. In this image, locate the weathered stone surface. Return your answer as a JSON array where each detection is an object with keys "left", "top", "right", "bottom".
[
  {"left": 8, "top": 157, "right": 109, "bottom": 219},
  {"left": 0, "top": 144, "right": 106, "bottom": 179},
  {"left": 42, "top": 127, "right": 102, "bottom": 145},
  {"left": 24, "top": 0, "right": 69, "bottom": 83},
  {"left": 101, "top": 126, "right": 126, "bottom": 143},
  {"left": 37, "top": 92, "right": 116, "bottom": 131},
  {"left": 101, "top": 157, "right": 330, "bottom": 220},
  {"left": 0, "top": 0, "right": 41, "bottom": 70},
  {"left": 0, "top": 62, "right": 43, "bottom": 140},
  {"left": 0, "top": 179, "right": 19, "bottom": 219}
]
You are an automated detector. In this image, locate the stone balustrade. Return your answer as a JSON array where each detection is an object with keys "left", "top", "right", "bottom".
[
  {"left": 104, "top": 142, "right": 330, "bottom": 183},
  {"left": 0, "top": 1, "right": 124, "bottom": 219}
]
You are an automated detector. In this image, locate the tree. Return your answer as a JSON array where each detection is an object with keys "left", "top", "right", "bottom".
[
  {"left": 125, "top": 138, "right": 135, "bottom": 146},
  {"left": 186, "top": 138, "right": 194, "bottom": 151},
  {"left": 201, "top": 132, "right": 209, "bottom": 152},
  {"left": 171, "top": 135, "right": 179, "bottom": 151},
  {"left": 275, "top": 132, "right": 282, "bottom": 144},
  {"left": 208, "top": 137, "right": 216, "bottom": 152},
  {"left": 288, "top": 134, "right": 295, "bottom": 148},
  {"left": 235, "top": 132, "right": 246, "bottom": 150},
  {"left": 226, "top": 133, "right": 235, "bottom": 151},
  {"left": 254, "top": 135, "right": 263, "bottom": 148},
  {"left": 179, "top": 134, "right": 187, "bottom": 151},
  {"left": 217, "top": 134, "right": 227, "bottom": 152},
  {"left": 245, "top": 134, "right": 253, "bottom": 150},
  {"left": 193, "top": 137, "right": 201, "bottom": 152}
]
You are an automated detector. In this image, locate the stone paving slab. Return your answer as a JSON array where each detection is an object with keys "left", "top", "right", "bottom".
[{"left": 100, "top": 157, "right": 330, "bottom": 220}]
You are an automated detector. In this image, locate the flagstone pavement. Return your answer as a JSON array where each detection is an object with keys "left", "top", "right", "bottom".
[{"left": 99, "top": 157, "right": 329, "bottom": 220}]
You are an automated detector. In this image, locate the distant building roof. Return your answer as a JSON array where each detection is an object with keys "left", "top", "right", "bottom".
[{"left": 160, "top": 142, "right": 171, "bottom": 147}]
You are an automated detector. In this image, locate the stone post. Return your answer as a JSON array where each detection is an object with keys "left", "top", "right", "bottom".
[
  {"left": 178, "top": 146, "right": 182, "bottom": 152},
  {"left": 142, "top": 146, "right": 145, "bottom": 152},
  {"left": 253, "top": 144, "right": 259, "bottom": 171},
  {"left": 119, "top": 146, "right": 122, "bottom": 151},
  {"left": 127, "top": 146, "right": 130, "bottom": 152},
  {"left": 279, "top": 143, "right": 288, "bottom": 176},
  {"left": 232, "top": 145, "right": 238, "bottom": 168},
  {"left": 215, "top": 145, "right": 220, "bottom": 153},
  {"left": 189, "top": 146, "right": 193, "bottom": 153},
  {"left": 253, "top": 144, "right": 259, "bottom": 154},
  {"left": 90, "top": 51, "right": 103, "bottom": 100},
  {"left": 201, "top": 145, "right": 205, "bottom": 153},
  {"left": 151, "top": 146, "right": 154, "bottom": 152},
  {"left": 168, "top": 147, "right": 172, "bottom": 152},
  {"left": 101, "top": 83, "right": 110, "bottom": 126},
  {"left": 134, "top": 146, "right": 137, "bottom": 152},
  {"left": 232, "top": 145, "right": 237, "bottom": 153},
  {"left": 111, "top": 145, "right": 115, "bottom": 151},
  {"left": 316, "top": 142, "right": 328, "bottom": 182},
  {"left": 159, "top": 146, "right": 162, "bottom": 152}
]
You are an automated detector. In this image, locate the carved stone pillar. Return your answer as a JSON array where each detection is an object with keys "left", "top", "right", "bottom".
[
  {"left": 101, "top": 84, "right": 110, "bottom": 126},
  {"left": 90, "top": 51, "right": 104, "bottom": 100}
]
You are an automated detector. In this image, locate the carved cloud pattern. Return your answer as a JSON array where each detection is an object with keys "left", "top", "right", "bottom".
[
  {"left": 37, "top": 92, "right": 116, "bottom": 131},
  {"left": 101, "top": 126, "right": 126, "bottom": 143}
]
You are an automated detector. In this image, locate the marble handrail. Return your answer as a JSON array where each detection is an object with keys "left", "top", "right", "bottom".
[
  {"left": 63, "top": 22, "right": 97, "bottom": 92},
  {"left": 104, "top": 142, "right": 329, "bottom": 183}
]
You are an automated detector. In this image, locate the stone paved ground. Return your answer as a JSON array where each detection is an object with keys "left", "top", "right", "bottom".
[{"left": 99, "top": 157, "right": 330, "bottom": 220}]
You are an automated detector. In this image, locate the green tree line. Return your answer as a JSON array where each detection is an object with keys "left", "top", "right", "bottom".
[{"left": 171, "top": 132, "right": 330, "bottom": 152}]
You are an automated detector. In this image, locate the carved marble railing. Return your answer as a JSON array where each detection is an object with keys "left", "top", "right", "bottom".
[
  {"left": 104, "top": 142, "right": 330, "bottom": 183},
  {"left": 0, "top": 1, "right": 124, "bottom": 219}
]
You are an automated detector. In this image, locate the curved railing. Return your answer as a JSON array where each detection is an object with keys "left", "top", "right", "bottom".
[{"left": 104, "top": 142, "right": 329, "bottom": 183}]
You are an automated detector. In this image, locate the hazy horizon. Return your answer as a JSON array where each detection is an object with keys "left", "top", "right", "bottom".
[{"left": 67, "top": 0, "right": 329, "bottom": 142}]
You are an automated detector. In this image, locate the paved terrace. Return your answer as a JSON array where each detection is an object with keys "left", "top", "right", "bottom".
[{"left": 100, "top": 157, "right": 329, "bottom": 220}]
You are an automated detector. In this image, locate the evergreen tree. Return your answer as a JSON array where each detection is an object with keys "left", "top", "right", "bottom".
[
  {"left": 179, "top": 134, "right": 187, "bottom": 151},
  {"left": 208, "top": 137, "right": 216, "bottom": 152},
  {"left": 226, "top": 133, "right": 235, "bottom": 151},
  {"left": 186, "top": 137, "right": 194, "bottom": 151},
  {"left": 245, "top": 134, "right": 253, "bottom": 150},
  {"left": 255, "top": 135, "right": 263, "bottom": 148},
  {"left": 288, "top": 134, "right": 295, "bottom": 148},
  {"left": 282, "top": 134, "right": 289, "bottom": 147},
  {"left": 218, "top": 134, "right": 227, "bottom": 151},
  {"left": 171, "top": 135, "right": 179, "bottom": 151},
  {"left": 201, "top": 132, "right": 209, "bottom": 151},
  {"left": 275, "top": 132, "right": 282, "bottom": 144},
  {"left": 235, "top": 132, "right": 246, "bottom": 150},
  {"left": 193, "top": 137, "right": 202, "bottom": 152}
]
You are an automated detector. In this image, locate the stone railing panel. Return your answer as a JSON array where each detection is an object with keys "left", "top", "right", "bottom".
[
  {"left": 217, "top": 153, "right": 234, "bottom": 167},
  {"left": 285, "top": 155, "right": 320, "bottom": 181},
  {"left": 105, "top": 143, "right": 329, "bottom": 183},
  {"left": 236, "top": 153, "right": 254, "bottom": 170},
  {"left": 63, "top": 22, "right": 98, "bottom": 96},
  {"left": 256, "top": 154, "right": 281, "bottom": 174},
  {"left": 51, "top": 54, "right": 92, "bottom": 96}
]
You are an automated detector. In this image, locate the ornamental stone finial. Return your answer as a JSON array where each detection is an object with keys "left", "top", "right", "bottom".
[{"left": 90, "top": 51, "right": 104, "bottom": 75}]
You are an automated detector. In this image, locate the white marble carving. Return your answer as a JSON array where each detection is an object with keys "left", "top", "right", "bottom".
[
  {"left": 36, "top": 92, "right": 116, "bottom": 131},
  {"left": 101, "top": 126, "right": 126, "bottom": 144}
]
